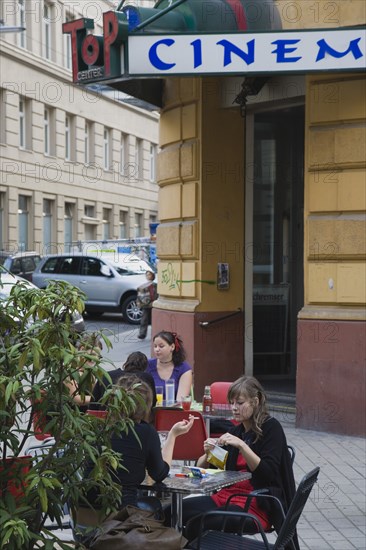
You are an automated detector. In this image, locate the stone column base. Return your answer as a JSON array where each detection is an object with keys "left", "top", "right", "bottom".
[{"left": 296, "top": 318, "right": 366, "bottom": 436}]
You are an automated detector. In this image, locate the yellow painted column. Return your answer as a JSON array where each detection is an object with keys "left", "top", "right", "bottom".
[
  {"left": 297, "top": 73, "right": 366, "bottom": 436},
  {"left": 154, "top": 77, "right": 245, "bottom": 397}
]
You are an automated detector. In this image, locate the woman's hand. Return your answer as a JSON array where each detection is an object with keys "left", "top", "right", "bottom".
[
  {"left": 162, "top": 415, "right": 195, "bottom": 466},
  {"left": 169, "top": 414, "right": 195, "bottom": 437},
  {"left": 217, "top": 432, "right": 244, "bottom": 449},
  {"left": 203, "top": 438, "right": 218, "bottom": 456},
  {"left": 217, "top": 432, "right": 261, "bottom": 472}
]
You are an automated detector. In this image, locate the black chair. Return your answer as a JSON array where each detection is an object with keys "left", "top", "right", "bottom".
[
  {"left": 188, "top": 466, "right": 320, "bottom": 550},
  {"left": 287, "top": 444, "right": 296, "bottom": 466}
]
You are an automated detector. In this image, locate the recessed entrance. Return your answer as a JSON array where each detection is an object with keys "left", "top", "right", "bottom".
[{"left": 246, "top": 105, "right": 304, "bottom": 388}]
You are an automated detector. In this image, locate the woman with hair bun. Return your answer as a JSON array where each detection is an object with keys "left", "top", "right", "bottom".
[{"left": 147, "top": 330, "right": 193, "bottom": 401}]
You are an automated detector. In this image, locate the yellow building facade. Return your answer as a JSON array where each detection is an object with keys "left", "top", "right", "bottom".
[{"left": 152, "top": 2, "right": 366, "bottom": 436}]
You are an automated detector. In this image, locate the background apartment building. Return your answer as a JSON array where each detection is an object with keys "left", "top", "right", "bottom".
[{"left": 0, "top": 0, "right": 159, "bottom": 255}]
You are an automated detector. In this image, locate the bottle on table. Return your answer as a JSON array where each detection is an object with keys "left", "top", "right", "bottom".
[{"left": 203, "top": 385, "right": 213, "bottom": 413}]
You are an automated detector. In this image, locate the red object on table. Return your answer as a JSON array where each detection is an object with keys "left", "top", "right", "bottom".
[
  {"left": 0, "top": 456, "right": 32, "bottom": 500},
  {"left": 203, "top": 386, "right": 213, "bottom": 413}
]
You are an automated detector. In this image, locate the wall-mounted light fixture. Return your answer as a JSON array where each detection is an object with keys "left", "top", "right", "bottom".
[{"left": 233, "top": 77, "right": 268, "bottom": 117}]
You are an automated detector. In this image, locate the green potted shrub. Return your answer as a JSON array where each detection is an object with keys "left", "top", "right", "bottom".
[{"left": 0, "top": 278, "right": 137, "bottom": 549}]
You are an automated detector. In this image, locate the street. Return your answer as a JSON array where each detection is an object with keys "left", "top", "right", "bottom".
[{"left": 84, "top": 313, "right": 152, "bottom": 370}]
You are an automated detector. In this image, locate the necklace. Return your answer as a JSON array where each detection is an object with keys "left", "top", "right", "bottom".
[{"left": 159, "top": 359, "right": 173, "bottom": 364}]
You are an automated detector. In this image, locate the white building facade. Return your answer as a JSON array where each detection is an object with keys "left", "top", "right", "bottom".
[{"left": 0, "top": 0, "right": 159, "bottom": 255}]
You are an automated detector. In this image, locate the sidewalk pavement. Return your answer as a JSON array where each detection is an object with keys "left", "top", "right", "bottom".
[
  {"left": 268, "top": 411, "right": 366, "bottom": 550},
  {"left": 56, "top": 329, "right": 366, "bottom": 548}
]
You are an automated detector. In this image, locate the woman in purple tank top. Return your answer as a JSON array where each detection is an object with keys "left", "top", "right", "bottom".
[{"left": 147, "top": 331, "right": 193, "bottom": 400}]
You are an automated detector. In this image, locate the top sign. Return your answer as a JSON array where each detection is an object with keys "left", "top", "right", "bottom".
[{"left": 63, "top": 13, "right": 366, "bottom": 84}]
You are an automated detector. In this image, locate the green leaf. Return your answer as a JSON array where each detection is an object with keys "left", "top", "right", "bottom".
[
  {"left": 38, "top": 485, "right": 48, "bottom": 513},
  {"left": 4, "top": 381, "right": 13, "bottom": 405}
]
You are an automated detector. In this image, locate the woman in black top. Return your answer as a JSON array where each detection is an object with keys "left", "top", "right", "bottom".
[
  {"left": 180, "top": 376, "right": 299, "bottom": 550},
  {"left": 84, "top": 374, "right": 194, "bottom": 509},
  {"left": 90, "top": 351, "right": 157, "bottom": 410}
]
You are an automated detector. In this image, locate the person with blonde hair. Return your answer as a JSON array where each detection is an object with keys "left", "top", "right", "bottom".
[{"left": 180, "top": 376, "right": 299, "bottom": 549}]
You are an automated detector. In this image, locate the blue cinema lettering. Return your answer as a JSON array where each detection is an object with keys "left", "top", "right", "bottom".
[
  {"left": 316, "top": 38, "right": 363, "bottom": 62},
  {"left": 191, "top": 39, "right": 202, "bottom": 68},
  {"left": 217, "top": 38, "right": 255, "bottom": 67},
  {"left": 272, "top": 39, "right": 301, "bottom": 62},
  {"left": 149, "top": 39, "right": 176, "bottom": 71}
]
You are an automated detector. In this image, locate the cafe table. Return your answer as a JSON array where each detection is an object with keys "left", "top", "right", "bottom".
[{"left": 140, "top": 469, "right": 252, "bottom": 532}]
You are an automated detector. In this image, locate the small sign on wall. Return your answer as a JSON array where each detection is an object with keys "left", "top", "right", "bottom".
[{"left": 217, "top": 263, "right": 230, "bottom": 290}]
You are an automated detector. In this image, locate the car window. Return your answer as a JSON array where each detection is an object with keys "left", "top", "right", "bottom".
[
  {"left": 59, "top": 257, "right": 80, "bottom": 275},
  {"left": 22, "top": 257, "right": 36, "bottom": 272},
  {"left": 41, "top": 257, "right": 59, "bottom": 273},
  {"left": 81, "top": 258, "right": 103, "bottom": 277},
  {"left": 12, "top": 258, "right": 22, "bottom": 273}
]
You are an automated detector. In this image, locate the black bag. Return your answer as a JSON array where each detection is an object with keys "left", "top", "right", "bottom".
[{"left": 88, "top": 505, "right": 187, "bottom": 549}]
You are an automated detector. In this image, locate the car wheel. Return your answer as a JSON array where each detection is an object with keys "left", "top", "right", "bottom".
[{"left": 121, "top": 295, "right": 142, "bottom": 325}]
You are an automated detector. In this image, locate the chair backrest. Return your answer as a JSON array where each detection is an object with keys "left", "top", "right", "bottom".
[
  {"left": 210, "top": 382, "right": 231, "bottom": 404},
  {"left": 274, "top": 466, "right": 320, "bottom": 549},
  {"left": 154, "top": 409, "right": 207, "bottom": 461}
]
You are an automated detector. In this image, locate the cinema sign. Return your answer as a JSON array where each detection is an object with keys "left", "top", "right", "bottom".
[{"left": 63, "top": 12, "right": 366, "bottom": 84}]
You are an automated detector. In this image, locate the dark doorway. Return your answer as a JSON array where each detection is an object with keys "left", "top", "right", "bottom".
[{"left": 251, "top": 105, "right": 304, "bottom": 388}]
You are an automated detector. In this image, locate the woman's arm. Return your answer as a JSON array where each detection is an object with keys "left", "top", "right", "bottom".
[
  {"left": 64, "top": 378, "right": 91, "bottom": 406},
  {"left": 162, "top": 415, "right": 194, "bottom": 465},
  {"left": 196, "top": 437, "right": 217, "bottom": 468},
  {"left": 176, "top": 369, "right": 193, "bottom": 401}
]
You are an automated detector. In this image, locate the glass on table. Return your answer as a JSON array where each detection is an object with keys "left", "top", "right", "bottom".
[
  {"left": 180, "top": 395, "right": 192, "bottom": 411},
  {"left": 155, "top": 386, "right": 163, "bottom": 406}
]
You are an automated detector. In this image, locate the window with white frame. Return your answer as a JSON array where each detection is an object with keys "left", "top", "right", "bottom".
[
  {"left": 43, "top": 198, "right": 53, "bottom": 248},
  {"left": 149, "top": 214, "right": 157, "bottom": 226},
  {"left": 18, "top": 195, "right": 29, "bottom": 251},
  {"left": 19, "top": 97, "right": 31, "bottom": 149},
  {"left": 119, "top": 210, "right": 128, "bottom": 239},
  {"left": 149, "top": 143, "right": 157, "bottom": 182},
  {"left": 120, "top": 133, "right": 126, "bottom": 175},
  {"left": 103, "top": 127, "right": 111, "bottom": 170},
  {"left": 64, "top": 202, "right": 74, "bottom": 252},
  {"left": 135, "top": 138, "right": 143, "bottom": 179},
  {"left": 0, "top": 192, "right": 4, "bottom": 249},
  {"left": 43, "top": 4, "right": 52, "bottom": 60},
  {"left": 44, "top": 108, "right": 50, "bottom": 155},
  {"left": 0, "top": 89, "right": 5, "bottom": 143},
  {"left": 134, "top": 212, "right": 143, "bottom": 238},
  {"left": 65, "top": 114, "right": 75, "bottom": 161},
  {"left": 102, "top": 208, "right": 111, "bottom": 240},
  {"left": 18, "top": 0, "right": 26, "bottom": 49},
  {"left": 84, "top": 204, "right": 95, "bottom": 218},
  {"left": 64, "top": 14, "right": 72, "bottom": 69},
  {"left": 84, "top": 121, "right": 90, "bottom": 164}
]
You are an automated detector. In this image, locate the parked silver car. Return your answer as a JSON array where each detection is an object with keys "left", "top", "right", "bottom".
[
  {"left": 32, "top": 253, "right": 147, "bottom": 324},
  {"left": 0, "top": 251, "right": 42, "bottom": 281},
  {"left": 0, "top": 267, "right": 85, "bottom": 333}
]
